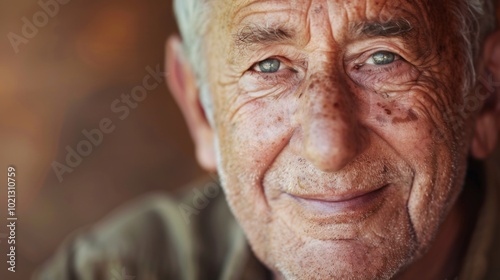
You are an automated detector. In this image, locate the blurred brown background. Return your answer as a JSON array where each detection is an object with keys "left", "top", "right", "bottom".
[
  {"left": 0, "top": 0, "right": 204, "bottom": 279},
  {"left": 1, "top": 1, "right": 500, "bottom": 280}
]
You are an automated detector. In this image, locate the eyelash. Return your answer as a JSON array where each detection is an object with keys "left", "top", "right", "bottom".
[
  {"left": 347, "top": 51, "right": 416, "bottom": 91},
  {"left": 353, "top": 50, "right": 405, "bottom": 72},
  {"left": 246, "top": 50, "right": 409, "bottom": 90},
  {"left": 249, "top": 58, "right": 298, "bottom": 79},
  {"left": 354, "top": 57, "right": 404, "bottom": 73}
]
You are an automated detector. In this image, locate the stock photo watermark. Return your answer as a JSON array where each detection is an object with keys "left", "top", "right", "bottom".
[
  {"left": 6, "top": 166, "right": 17, "bottom": 273},
  {"left": 49, "top": 64, "right": 500, "bottom": 183},
  {"left": 7, "top": 0, "right": 73, "bottom": 54},
  {"left": 178, "top": 178, "right": 221, "bottom": 225},
  {"left": 432, "top": 72, "right": 499, "bottom": 144},
  {"left": 110, "top": 266, "right": 136, "bottom": 280},
  {"left": 51, "top": 64, "right": 165, "bottom": 182},
  {"left": 105, "top": 252, "right": 136, "bottom": 280}
]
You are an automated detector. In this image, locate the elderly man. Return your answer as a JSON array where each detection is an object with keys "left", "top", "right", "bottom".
[{"left": 37, "top": 0, "right": 500, "bottom": 279}]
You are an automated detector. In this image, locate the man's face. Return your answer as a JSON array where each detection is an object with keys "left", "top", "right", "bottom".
[{"left": 204, "top": 0, "right": 477, "bottom": 278}]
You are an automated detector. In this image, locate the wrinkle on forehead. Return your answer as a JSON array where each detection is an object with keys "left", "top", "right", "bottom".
[
  {"left": 223, "top": 0, "right": 430, "bottom": 42},
  {"left": 221, "top": 0, "right": 443, "bottom": 30},
  {"left": 213, "top": 0, "right": 461, "bottom": 84}
]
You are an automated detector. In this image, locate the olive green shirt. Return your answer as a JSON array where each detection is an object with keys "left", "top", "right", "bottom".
[{"left": 33, "top": 177, "right": 271, "bottom": 280}]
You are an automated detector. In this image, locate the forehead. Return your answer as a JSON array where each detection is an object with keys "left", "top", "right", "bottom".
[
  {"left": 215, "top": 0, "right": 437, "bottom": 30},
  {"left": 207, "top": 0, "right": 456, "bottom": 58},
  {"left": 206, "top": 0, "right": 462, "bottom": 71},
  {"left": 207, "top": 0, "right": 454, "bottom": 67}
]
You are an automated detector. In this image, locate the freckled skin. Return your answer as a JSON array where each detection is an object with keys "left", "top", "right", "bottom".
[
  {"left": 203, "top": 0, "right": 478, "bottom": 279},
  {"left": 392, "top": 109, "right": 418, "bottom": 124}
]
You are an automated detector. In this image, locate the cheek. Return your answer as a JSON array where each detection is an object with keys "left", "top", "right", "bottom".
[
  {"left": 370, "top": 101, "right": 430, "bottom": 147},
  {"left": 213, "top": 93, "right": 299, "bottom": 232},
  {"left": 360, "top": 87, "right": 455, "bottom": 161},
  {"left": 215, "top": 94, "right": 296, "bottom": 185},
  {"left": 359, "top": 88, "right": 469, "bottom": 245}
]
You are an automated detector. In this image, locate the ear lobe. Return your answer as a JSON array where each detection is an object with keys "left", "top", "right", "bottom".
[
  {"left": 166, "top": 35, "right": 217, "bottom": 171},
  {"left": 484, "top": 31, "right": 500, "bottom": 78},
  {"left": 471, "top": 30, "right": 500, "bottom": 159},
  {"left": 471, "top": 113, "right": 497, "bottom": 159}
]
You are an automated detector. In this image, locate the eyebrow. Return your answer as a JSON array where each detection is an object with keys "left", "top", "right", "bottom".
[
  {"left": 234, "top": 24, "right": 295, "bottom": 48},
  {"left": 232, "top": 18, "right": 414, "bottom": 51},
  {"left": 351, "top": 18, "right": 414, "bottom": 38}
]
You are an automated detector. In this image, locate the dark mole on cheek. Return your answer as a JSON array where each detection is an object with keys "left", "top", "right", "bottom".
[
  {"left": 408, "top": 109, "right": 418, "bottom": 121},
  {"left": 392, "top": 109, "right": 418, "bottom": 124},
  {"left": 384, "top": 109, "right": 392, "bottom": 115}
]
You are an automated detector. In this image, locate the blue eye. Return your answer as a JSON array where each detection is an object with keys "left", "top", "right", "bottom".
[
  {"left": 257, "top": 58, "right": 281, "bottom": 73},
  {"left": 367, "top": 51, "right": 396, "bottom": 65}
]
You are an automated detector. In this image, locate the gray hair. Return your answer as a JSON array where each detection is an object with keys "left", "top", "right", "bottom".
[
  {"left": 451, "top": 0, "right": 497, "bottom": 93},
  {"left": 173, "top": 0, "right": 214, "bottom": 121},
  {"left": 173, "top": 0, "right": 498, "bottom": 108}
]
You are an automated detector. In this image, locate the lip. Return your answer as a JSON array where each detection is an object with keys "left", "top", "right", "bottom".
[{"left": 287, "top": 184, "right": 389, "bottom": 215}]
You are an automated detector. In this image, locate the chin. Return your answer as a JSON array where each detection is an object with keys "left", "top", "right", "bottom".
[
  {"left": 264, "top": 238, "right": 414, "bottom": 280},
  {"left": 242, "top": 192, "right": 424, "bottom": 280}
]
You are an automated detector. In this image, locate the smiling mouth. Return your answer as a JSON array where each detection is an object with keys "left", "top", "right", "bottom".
[{"left": 288, "top": 184, "right": 389, "bottom": 215}]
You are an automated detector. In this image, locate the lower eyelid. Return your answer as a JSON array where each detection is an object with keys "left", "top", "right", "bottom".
[
  {"left": 244, "top": 68, "right": 300, "bottom": 89},
  {"left": 348, "top": 61, "right": 417, "bottom": 88},
  {"left": 239, "top": 72, "right": 300, "bottom": 99},
  {"left": 356, "top": 59, "right": 404, "bottom": 73}
]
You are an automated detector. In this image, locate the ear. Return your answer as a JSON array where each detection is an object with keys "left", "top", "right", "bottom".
[
  {"left": 471, "top": 30, "right": 500, "bottom": 159},
  {"left": 165, "top": 35, "right": 217, "bottom": 171}
]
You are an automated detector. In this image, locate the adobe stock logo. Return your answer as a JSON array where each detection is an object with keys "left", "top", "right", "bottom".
[
  {"left": 7, "top": 0, "right": 72, "bottom": 54},
  {"left": 51, "top": 64, "right": 165, "bottom": 182},
  {"left": 178, "top": 179, "right": 221, "bottom": 225}
]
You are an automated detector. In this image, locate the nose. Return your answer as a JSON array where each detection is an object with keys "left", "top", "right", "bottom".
[{"left": 299, "top": 72, "right": 365, "bottom": 172}]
